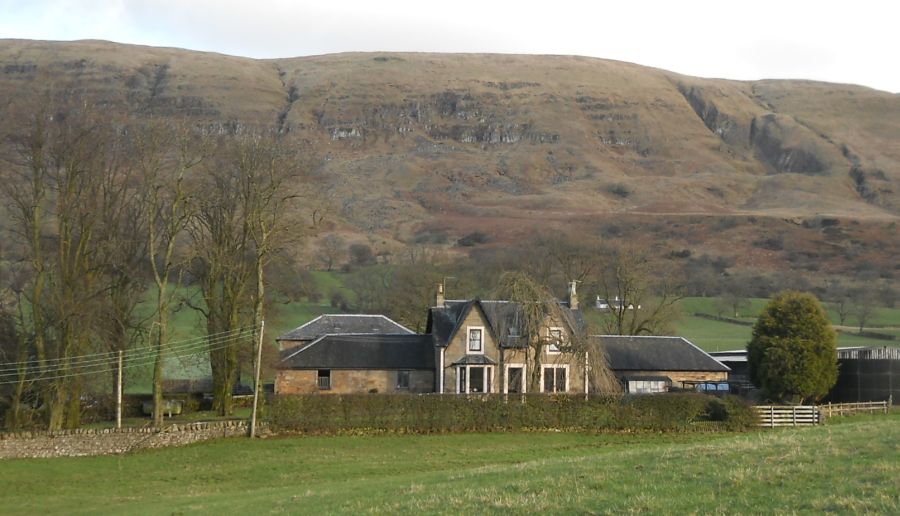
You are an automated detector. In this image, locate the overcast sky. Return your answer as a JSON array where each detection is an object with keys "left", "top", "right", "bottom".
[{"left": 2, "top": 0, "right": 898, "bottom": 93}]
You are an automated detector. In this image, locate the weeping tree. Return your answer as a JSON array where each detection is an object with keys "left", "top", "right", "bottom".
[{"left": 493, "top": 271, "right": 619, "bottom": 394}]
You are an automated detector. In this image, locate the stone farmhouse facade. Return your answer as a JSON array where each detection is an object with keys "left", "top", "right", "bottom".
[{"left": 275, "top": 283, "right": 729, "bottom": 395}]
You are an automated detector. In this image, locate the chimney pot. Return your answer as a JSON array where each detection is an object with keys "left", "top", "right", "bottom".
[
  {"left": 568, "top": 280, "right": 579, "bottom": 310},
  {"left": 435, "top": 283, "right": 445, "bottom": 308}
]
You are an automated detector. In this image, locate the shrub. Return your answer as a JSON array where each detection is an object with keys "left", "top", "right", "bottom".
[
  {"left": 748, "top": 291, "right": 838, "bottom": 403},
  {"left": 705, "top": 395, "right": 757, "bottom": 431},
  {"left": 329, "top": 291, "right": 349, "bottom": 311},
  {"left": 606, "top": 183, "right": 632, "bottom": 198},
  {"left": 457, "top": 231, "right": 489, "bottom": 247}
]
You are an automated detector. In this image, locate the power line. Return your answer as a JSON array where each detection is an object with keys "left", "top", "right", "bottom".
[
  {"left": 0, "top": 328, "right": 257, "bottom": 379},
  {"left": 0, "top": 329, "right": 258, "bottom": 379},
  {"left": 0, "top": 331, "right": 255, "bottom": 385},
  {"left": 0, "top": 332, "right": 255, "bottom": 380},
  {"left": 0, "top": 326, "right": 257, "bottom": 369},
  {"left": 0, "top": 328, "right": 256, "bottom": 378}
]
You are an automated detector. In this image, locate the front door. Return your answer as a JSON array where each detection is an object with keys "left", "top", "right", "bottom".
[{"left": 469, "top": 367, "right": 485, "bottom": 393}]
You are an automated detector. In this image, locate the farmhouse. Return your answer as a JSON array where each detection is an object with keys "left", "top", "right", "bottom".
[
  {"left": 276, "top": 283, "right": 589, "bottom": 394},
  {"left": 426, "top": 282, "right": 588, "bottom": 394},
  {"left": 275, "top": 283, "right": 730, "bottom": 395}
]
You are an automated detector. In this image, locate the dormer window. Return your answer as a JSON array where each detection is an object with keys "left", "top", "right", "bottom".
[
  {"left": 468, "top": 327, "right": 483, "bottom": 353},
  {"left": 547, "top": 328, "right": 563, "bottom": 354}
]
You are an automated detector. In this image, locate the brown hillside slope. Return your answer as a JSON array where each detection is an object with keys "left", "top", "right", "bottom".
[{"left": 0, "top": 40, "right": 897, "bottom": 255}]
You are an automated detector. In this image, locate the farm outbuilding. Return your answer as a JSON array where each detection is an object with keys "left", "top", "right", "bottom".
[{"left": 825, "top": 347, "right": 900, "bottom": 405}]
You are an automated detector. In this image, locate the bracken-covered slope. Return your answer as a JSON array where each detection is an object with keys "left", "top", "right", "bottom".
[{"left": 1, "top": 39, "right": 897, "bottom": 246}]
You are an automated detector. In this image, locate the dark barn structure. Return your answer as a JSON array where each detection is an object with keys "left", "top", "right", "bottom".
[
  {"left": 826, "top": 347, "right": 900, "bottom": 405},
  {"left": 712, "top": 347, "right": 899, "bottom": 405}
]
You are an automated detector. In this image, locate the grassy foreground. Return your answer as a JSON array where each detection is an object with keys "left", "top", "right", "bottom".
[{"left": 2, "top": 414, "right": 898, "bottom": 514}]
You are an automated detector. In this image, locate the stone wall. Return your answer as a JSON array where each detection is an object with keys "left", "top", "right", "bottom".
[
  {"left": 620, "top": 370, "right": 729, "bottom": 390},
  {"left": 0, "top": 420, "right": 258, "bottom": 459},
  {"left": 276, "top": 369, "right": 433, "bottom": 394}
]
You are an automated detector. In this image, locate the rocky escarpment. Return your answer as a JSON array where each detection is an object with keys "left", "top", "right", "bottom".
[
  {"left": 1, "top": 41, "right": 898, "bottom": 225},
  {"left": 307, "top": 88, "right": 560, "bottom": 145}
]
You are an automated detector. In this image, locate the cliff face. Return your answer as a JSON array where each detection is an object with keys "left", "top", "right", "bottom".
[{"left": 1, "top": 40, "right": 898, "bottom": 242}]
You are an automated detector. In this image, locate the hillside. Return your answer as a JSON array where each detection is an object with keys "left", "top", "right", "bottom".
[{"left": 1, "top": 39, "right": 898, "bottom": 275}]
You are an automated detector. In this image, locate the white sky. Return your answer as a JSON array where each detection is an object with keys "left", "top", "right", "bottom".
[{"left": 1, "top": 0, "right": 898, "bottom": 93}]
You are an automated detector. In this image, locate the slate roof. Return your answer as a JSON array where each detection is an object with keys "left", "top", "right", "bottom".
[
  {"left": 594, "top": 335, "right": 730, "bottom": 372},
  {"left": 450, "top": 354, "right": 497, "bottom": 366},
  {"left": 277, "top": 314, "right": 413, "bottom": 342},
  {"left": 427, "top": 299, "right": 586, "bottom": 348},
  {"left": 278, "top": 334, "right": 435, "bottom": 370}
]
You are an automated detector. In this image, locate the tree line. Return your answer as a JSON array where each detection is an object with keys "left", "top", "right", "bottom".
[{"left": 0, "top": 97, "right": 316, "bottom": 430}]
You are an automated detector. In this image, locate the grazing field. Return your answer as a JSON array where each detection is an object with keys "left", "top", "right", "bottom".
[{"left": 2, "top": 413, "right": 897, "bottom": 514}]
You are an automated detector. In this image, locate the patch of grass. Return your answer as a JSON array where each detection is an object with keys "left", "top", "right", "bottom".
[
  {"left": 1, "top": 414, "right": 897, "bottom": 514},
  {"left": 675, "top": 297, "right": 899, "bottom": 351}
]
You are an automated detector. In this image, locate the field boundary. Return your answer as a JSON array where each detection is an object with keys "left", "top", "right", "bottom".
[
  {"left": 754, "top": 405, "right": 821, "bottom": 427},
  {"left": 693, "top": 312, "right": 754, "bottom": 326},
  {"left": 819, "top": 400, "right": 890, "bottom": 418},
  {"left": 0, "top": 420, "right": 260, "bottom": 459}
]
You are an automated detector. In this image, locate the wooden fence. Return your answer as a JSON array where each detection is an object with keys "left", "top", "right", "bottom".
[
  {"left": 754, "top": 405, "right": 821, "bottom": 427},
  {"left": 754, "top": 400, "right": 891, "bottom": 427},
  {"left": 818, "top": 400, "right": 890, "bottom": 418}
]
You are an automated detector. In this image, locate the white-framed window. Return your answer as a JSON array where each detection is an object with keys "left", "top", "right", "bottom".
[
  {"left": 628, "top": 380, "right": 668, "bottom": 394},
  {"left": 547, "top": 327, "right": 564, "bottom": 354},
  {"left": 457, "top": 365, "right": 493, "bottom": 393},
  {"left": 504, "top": 364, "right": 527, "bottom": 394},
  {"left": 396, "top": 370, "right": 410, "bottom": 390},
  {"left": 467, "top": 326, "right": 484, "bottom": 354},
  {"left": 540, "top": 365, "right": 569, "bottom": 393}
]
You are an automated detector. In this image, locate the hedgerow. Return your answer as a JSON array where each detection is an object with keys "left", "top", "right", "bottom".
[{"left": 269, "top": 393, "right": 755, "bottom": 434}]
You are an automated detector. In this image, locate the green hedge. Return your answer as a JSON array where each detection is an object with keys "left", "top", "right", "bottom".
[{"left": 270, "top": 393, "right": 756, "bottom": 434}]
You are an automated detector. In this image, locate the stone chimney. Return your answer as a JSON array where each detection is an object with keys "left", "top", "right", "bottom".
[
  {"left": 435, "top": 283, "right": 445, "bottom": 308},
  {"left": 568, "top": 280, "right": 579, "bottom": 310}
]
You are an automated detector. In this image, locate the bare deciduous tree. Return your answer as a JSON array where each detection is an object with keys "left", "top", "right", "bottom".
[
  {"left": 138, "top": 121, "right": 209, "bottom": 427},
  {"left": 594, "top": 246, "right": 684, "bottom": 336},
  {"left": 316, "top": 234, "right": 346, "bottom": 271}
]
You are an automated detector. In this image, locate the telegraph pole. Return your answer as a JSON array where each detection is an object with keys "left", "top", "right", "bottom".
[
  {"left": 116, "top": 349, "right": 123, "bottom": 429},
  {"left": 250, "top": 320, "right": 265, "bottom": 438}
]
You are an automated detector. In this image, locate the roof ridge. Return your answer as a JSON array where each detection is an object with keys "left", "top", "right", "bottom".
[{"left": 591, "top": 334, "right": 681, "bottom": 339}]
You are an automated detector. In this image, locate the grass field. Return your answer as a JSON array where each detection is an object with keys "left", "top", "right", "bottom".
[
  {"left": 2, "top": 413, "right": 897, "bottom": 514},
  {"left": 674, "top": 296, "right": 900, "bottom": 351}
]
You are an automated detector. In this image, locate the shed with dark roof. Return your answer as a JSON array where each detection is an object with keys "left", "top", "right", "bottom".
[
  {"left": 277, "top": 314, "right": 413, "bottom": 351},
  {"left": 594, "top": 335, "right": 729, "bottom": 393},
  {"left": 276, "top": 334, "right": 435, "bottom": 395}
]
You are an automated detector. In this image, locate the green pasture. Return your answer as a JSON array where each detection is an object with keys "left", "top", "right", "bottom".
[{"left": 2, "top": 413, "right": 897, "bottom": 514}]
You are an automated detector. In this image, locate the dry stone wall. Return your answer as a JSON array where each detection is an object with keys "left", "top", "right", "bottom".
[{"left": 0, "top": 420, "right": 258, "bottom": 459}]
